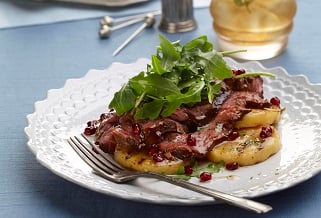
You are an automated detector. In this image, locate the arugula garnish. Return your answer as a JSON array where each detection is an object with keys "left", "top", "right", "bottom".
[
  {"left": 173, "top": 161, "right": 225, "bottom": 180},
  {"left": 109, "top": 34, "right": 274, "bottom": 120}
]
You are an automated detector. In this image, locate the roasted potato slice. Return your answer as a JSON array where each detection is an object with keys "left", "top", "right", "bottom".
[
  {"left": 114, "top": 146, "right": 186, "bottom": 174},
  {"left": 235, "top": 106, "right": 281, "bottom": 129},
  {"left": 207, "top": 126, "right": 281, "bottom": 166}
]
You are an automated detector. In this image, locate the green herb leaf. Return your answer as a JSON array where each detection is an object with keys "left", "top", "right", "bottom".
[
  {"left": 166, "top": 81, "right": 205, "bottom": 104},
  {"left": 134, "top": 99, "right": 164, "bottom": 120},
  {"left": 109, "top": 83, "right": 136, "bottom": 114},
  {"left": 151, "top": 55, "right": 167, "bottom": 75},
  {"left": 191, "top": 160, "right": 225, "bottom": 178},
  {"left": 235, "top": 71, "right": 276, "bottom": 79},
  {"left": 158, "top": 34, "right": 180, "bottom": 71},
  {"left": 172, "top": 161, "right": 225, "bottom": 181},
  {"left": 171, "top": 174, "right": 192, "bottom": 181},
  {"left": 207, "top": 82, "right": 221, "bottom": 104},
  {"left": 129, "top": 72, "right": 180, "bottom": 97},
  {"left": 161, "top": 101, "right": 181, "bottom": 118},
  {"left": 108, "top": 34, "right": 275, "bottom": 119},
  {"left": 176, "top": 166, "right": 185, "bottom": 175}
]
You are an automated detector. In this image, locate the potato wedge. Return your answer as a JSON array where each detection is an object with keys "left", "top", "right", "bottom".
[
  {"left": 114, "top": 146, "right": 186, "bottom": 174},
  {"left": 207, "top": 126, "right": 281, "bottom": 166},
  {"left": 235, "top": 106, "right": 281, "bottom": 129}
]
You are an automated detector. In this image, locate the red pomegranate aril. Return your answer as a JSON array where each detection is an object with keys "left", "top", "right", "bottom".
[
  {"left": 187, "top": 134, "right": 196, "bottom": 146},
  {"left": 132, "top": 123, "right": 141, "bottom": 135},
  {"left": 260, "top": 125, "right": 273, "bottom": 138},
  {"left": 200, "top": 172, "right": 212, "bottom": 182},
  {"left": 225, "top": 162, "right": 239, "bottom": 171},
  {"left": 232, "top": 69, "right": 246, "bottom": 75},
  {"left": 184, "top": 166, "right": 193, "bottom": 175},
  {"left": 100, "top": 113, "right": 108, "bottom": 121},
  {"left": 148, "top": 145, "right": 159, "bottom": 156},
  {"left": 84, "top": 126, "right": 96, "bottom": 136},
  {"left": 228, "top": 130, "right": 239, "bottom": 141},
  {"left": 152, "top": 153, "right": 164, "bottom": 162},
  {"left": 86, "top": 120, "right": 95, "bottom": 127},
  {"left": 270, "top": 96, "right": 281, "bottom": 107}
]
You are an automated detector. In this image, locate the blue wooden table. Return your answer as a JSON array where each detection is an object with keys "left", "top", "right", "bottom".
[{"left": 1, "top": 1, "right": 321, "bottom": 217}]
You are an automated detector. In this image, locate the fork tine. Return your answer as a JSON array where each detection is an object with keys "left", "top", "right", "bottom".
[
  {"left": 80, "top": 134, "right": 125, "bottom": 171},
  {"left": 72, "top": 136, "right": 123, "bottom": 174},
  {"left": 68, "top": 136, "right": 272, "bottom": 213},
  {"left": 67, "top": 137, "right": 118, "bottom": 178}
]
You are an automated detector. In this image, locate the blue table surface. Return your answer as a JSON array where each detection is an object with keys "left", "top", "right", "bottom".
[{"left": 1, "top": 1, "right": 321, "bottom": 218}]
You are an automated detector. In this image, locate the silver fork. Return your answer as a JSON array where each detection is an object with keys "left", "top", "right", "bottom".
[{"left": 67, "top": 134, "right": 272, "bottom": 213}]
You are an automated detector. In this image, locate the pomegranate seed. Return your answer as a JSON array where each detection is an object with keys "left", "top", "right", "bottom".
[
  {"left": 184, "top": 166, "right": 193, "bottom": 175},
  {"left": 200, "top": 172, "right": 212, "bottom": 182},
  {"left": 228, "top": 130, "right": 239, "bottom": 140},
  {"left": 100, "top": 113, "right": 108, "bottom": 121},
  {"left": 148, "top": 145, "right": 159, "bottom": 156},
  {"left": 187, "top": 134, "right": 196, "bottom": 146},
  {"left": 270, "top": 96, "right": 281, "bottom": 107},
  {"left": 132, "top": 123, "right": 141, "bottom": 135},
  {"left": 86, "top": 120, "right": 95, "bottom": 127},
  {"left": 260, "top": 125, "right": 273, "bottom": 138},
  {"left": 225, "top": 162, "right": 239, "bottom": 171},
  {"left": 232, "top": 69, "right": 246, "bottom": 75},
  {"left": 84, "top": 126, "right": 96, "bottom": 135},
  {"left": 152, "top": 153, "right": 164, "bottom": 162}
]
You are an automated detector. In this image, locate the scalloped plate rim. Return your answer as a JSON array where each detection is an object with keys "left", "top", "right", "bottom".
[{"left": 24, "top": 57, "right": 321, "bottom": 205}]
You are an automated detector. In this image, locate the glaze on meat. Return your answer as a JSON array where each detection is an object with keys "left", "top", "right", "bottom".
[{"left": 94, "top": 76, "right": 271, "bottom": 161}]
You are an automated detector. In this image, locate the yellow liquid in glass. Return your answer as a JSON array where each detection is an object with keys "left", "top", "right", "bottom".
[{"left": 210, "top": 0, "right": 296, "bottom": 60}]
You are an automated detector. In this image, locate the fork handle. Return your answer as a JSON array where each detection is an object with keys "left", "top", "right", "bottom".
[{"left": 144, "top": 172, "right": 272, "bottom": 213}]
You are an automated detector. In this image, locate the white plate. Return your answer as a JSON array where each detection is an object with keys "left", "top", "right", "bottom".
[{"left": 25, "top": 58, "right": 321, "bottom": 205}]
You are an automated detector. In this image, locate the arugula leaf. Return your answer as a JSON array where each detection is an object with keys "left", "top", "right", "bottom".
[
  {"left": 200, "top": 51, "right": 232, "bottom": 80},
  {"left": 108, "top": 34, "right": 275, "bottom": 120},
  {"left": 134, "top": 99, "right": 164, "bottom": 120},
  {"left": 179, "top": 35, "right": 232, "bottom": 103},
  {"left": 176, "top": 165, "right": 185, "bottom": 175},
  {"left": 109, "top": 83, "right": 136, "bottom": 114},
  {"left": 235, "top": 71, "right": 276, "bottom": 79},
  {"left": 129, "top": 72, "right": 180, "bottom": 97},
  {"left": 159, "top": 81, "right": 205, "bottom": 117},
  {"left": 158, "top": 34, "right": 180, "bottom": 71},
  {"left": 161, "top": 101, "right": 181, "bottom": 118},
  {"left": 182, "top": 35, "right": 213, "bottom": 53},
  {"left": 151, "top": 55, "right": 167, "bottom": 75},
  {"left": 191, "top": 161, "right": 225, "bottom": 178},
  {"left": 166, "top": 81, "right": 205, "bottom": 104},
  {"left": 172, "top": 161, "right": 225, "bottom": 181},
  {"left": 206, "top": 82, "right": 221, "bottom": 104}
]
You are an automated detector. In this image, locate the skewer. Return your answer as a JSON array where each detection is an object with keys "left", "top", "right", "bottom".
[
  {"left": 99, "top": 17, "right": 145, "bottom": 38},
  {"left": 112, "top": 13, "right": 155, "bottom": 56},
  {"left": 100, "top": 10, "right": 161, "bottom": 26}
]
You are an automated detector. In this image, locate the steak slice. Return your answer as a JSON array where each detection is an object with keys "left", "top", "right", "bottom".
[
  {"left": 95, "top": 76, "right": 269, "bottom": 161},
  {"left": 98, "top": 126, "right": 141, "bottom": 153},
  {"left": 141, "top": 118, "right": 188, "bottom": 146},
  {"left": 97, "top": 114, "right": 189, "bottom": 153},
  {"left": 158, "top": 91, "right": 270, "bottom": 159}
]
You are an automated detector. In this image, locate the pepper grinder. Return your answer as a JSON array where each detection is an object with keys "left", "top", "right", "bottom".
[{"left": 159, "top": 0, "right": 197, "bottom": 33}]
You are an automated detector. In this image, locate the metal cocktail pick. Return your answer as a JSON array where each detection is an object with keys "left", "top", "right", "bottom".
[
  {"left": 100, "top": 10, "right": 161, "bottom": 26},
  {"left": 112, "top": 13, "right": 156, "bottom": 56},
  {"left": 99, "top": 17, "right": 145, "bottom": 38}
]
